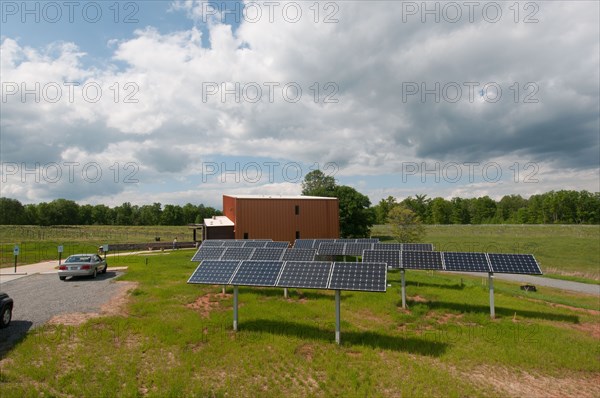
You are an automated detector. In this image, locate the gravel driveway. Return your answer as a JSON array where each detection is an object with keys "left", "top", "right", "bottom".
[{"left": 0, "top": 271, "right": 125, "bottom": 355}]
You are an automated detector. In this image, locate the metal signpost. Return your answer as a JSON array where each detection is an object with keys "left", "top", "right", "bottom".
[
  {"left": 58, "top": 245, "right": 64, "bottom": 265},
  {"left": 13, "top": 245, "right": 19, "bottom": 272}
]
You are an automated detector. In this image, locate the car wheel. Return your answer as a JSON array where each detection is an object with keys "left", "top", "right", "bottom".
[
  {"left": 92, "top": 268, "right": 97, "bottom": 279},
  {"left": 0, "top": 305, "right": 12, "bottom": 328},
  {"left": 59, "top": 276, "right": 67, "bottom": 281}
]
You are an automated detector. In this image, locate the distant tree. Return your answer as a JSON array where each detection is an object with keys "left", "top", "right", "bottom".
[
  {"left": 301, "top": 170, "right": 336, "bottom": 196},
  {"left": 332, "top": 185, "right": 375, "bottom": 238},
  {"left": 139, "top": 203, "right": 162, "bottom": 225},
  {"left": 387, "top": 205, "right": 425, "bottom": 242},
  {"left": 0, "top": 197, "right": 25, "bottom": 224},
  {"left": 430, "top": 197, "right": 452, "bottom": 224},
  {"left": 374, "top": 196, "right": 397, "bottom": 224},
  {"left": 401, "top": 194, "right": 430, "bottom": 222},
  {"left": 161, "top": 204, "right": 184, "bottom": 225},
  {"left": 450, "top": 197, "right": 470, "bottom": 224}
]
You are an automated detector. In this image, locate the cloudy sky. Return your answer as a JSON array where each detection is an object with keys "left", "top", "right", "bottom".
[{"left": 1, "top": 1, "right": 598, "bottom": 209}]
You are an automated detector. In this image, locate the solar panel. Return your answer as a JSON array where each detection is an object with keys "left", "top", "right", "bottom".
[
  {"left": 293, "top": 239, "right": 315, "bottom": 249},
  {"left": 230, "top": 260, "right": 285, "bottom": 287},
  {"left": 242, "top": 241, "right": 269, "bottom": 248},
  {"left": 362, "top": 250, "right": 401, "bottom": 268},
  {"left": 276, "top": 261, "right": 333, "bottom": 289},
  {"left": 250, "top": 248, "right": 285, "bottom": 261},
  {"left": 314, "top": 239, "right": 336, "bottom": 249},
  {"left": 318, "top": 242, "right": 346, "bottom": 256},
  {"left": 488, "top": 253, "right": 542, "bottom": 275},
  {"left": 356, "top": 238, "right": 379, "bottom": 243},
  {"left": 187, "top": 260, "right": 241, "bottom": 284},
  {"left": 345, "top": 243, "right": 374, "bottom": 256},
  {"left": 221, "top": 240, "right": 246, "bottom": 247},
  {"left": 373, "top": 243, "right": 403, "bottom": 251},
  {"left": 265, "top": 241, "right": 290, "bottom": 248},
  {"left": 403, "top": 243, "right": 434, "bottom": 251},
  {"left": 201, "top": 240, "right": 225, "bottom": 247},
  {"left": 220, "top": 247, "right": 255, "bottom": 260},
  {"left": 335, "top": 239, "right": 356, "bottom": 243},
  {"left": 281, "top": 248, "right": 317, "bottom": 261},
  {"left": 402, "top": 251, "right": 443, "bottom": 270},
  {"left": 190, "top": 246, "right": 226, "bottom": 262},
  {"left": 443, "top": 252, "right": 491, "bottom": 272},
  {"left": 328, "top": 262, "right": 387, "bottom": 292}
]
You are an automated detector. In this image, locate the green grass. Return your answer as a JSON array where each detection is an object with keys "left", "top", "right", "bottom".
[
  {"left": 0, "top": 225, "right": 192, "bottom": 267},
  {"left": 373, "top": 224, "right": 600, "bottom": 282},
  {"left": 1, "top": 251, "right": 598, "bottom": 397}
]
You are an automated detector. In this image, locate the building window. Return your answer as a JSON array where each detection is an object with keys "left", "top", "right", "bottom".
[
  {"left": 243, "top": 232, "right": 249, "bottom": 239},
  {"left": 295, "top": 205, "right": 300, "bottom": 215},
  {"left": 295, "top": 231, "right": 300, "bottom": 239}
]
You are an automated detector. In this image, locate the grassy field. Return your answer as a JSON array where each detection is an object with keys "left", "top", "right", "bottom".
[
  {"left": 0, "top": 250, "right": 598, "bottom": 397},
  {"left": 0, "top": 225, "right": 192, "bottom": 267},
  {"left": 2, "top": 224, "right": 599, "bottom": 282},
  {"left": 373, "top": 224, "right": 600, "bottom": 282}
]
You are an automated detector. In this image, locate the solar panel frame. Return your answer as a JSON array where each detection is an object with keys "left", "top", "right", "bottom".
[
  {"left": 250, "top": 247, "right": 286, "bottom": 261},
  {"left": 242, "top": 241, "right": 270, "bottom": 248},
  {"left": 402, "top": 251, "right": 443, "bottom": 270},
  {"left": 318, "top": 242, "right": 346, "bottom": 256},
  {"left": 221, "top": 240, "right": 246, "bottom": 247},
  {"left": 187, "top": 260, "right": 241, "bottom": 284},
  {"left": 190, "top": 246, "right": 226, "bottom": 262},
  {"left": 362, "top": 250, "right": 401, "bottom": 268},
  {"left": 200, "top": 240, "right": 225, "bottom": 247},
  {"left": 293, "top": 239, "right": 315, "bottom": 249},
  {"left": 345, "top": 242, "right": 374, "bottom": 256},
  {"left": 230, "top": 260, "right": 285, "bottom": 287},
  {"left": 265, "top": 241, "right": 290, "bottom": 248},
  {"left": 281, "top": 248, "right": 317, "bottom": 261},
  {"left": 356, "top": 238, "right": 379, "bottom": 243},
  {"left": 275, "top": 261, "right": 333, "bottom": 289},
  {"left": 220, "top": 247, "right": 256, "bottom": 260},
  {"left": 403, "top": 243, "right": 434, "bottom": 251},
  {"left": 328, "top": 262, "right": 387, "bottom": 292},
  {"left": 487, "top": 253, "right": 542, "bottom": 275},
  {"left": 443, "top": 252, "right": 491, "bottom": 272},
  {"left": 373, "top": 243, "right": 404, "bottom": 251},
  {"left": 335, "top": 239, "right": 357, "bottom": 243}
]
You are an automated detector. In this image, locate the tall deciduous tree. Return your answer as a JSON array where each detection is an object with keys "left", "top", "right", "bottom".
[
  {"left": 387, "top": 205, "right": 425, "bottom": 242},
  {"left": 301, "top": 170, "right": 336, "bottom": 196},
  {"left": 333, "top": 185, "right": 375, "bottom": 238}
]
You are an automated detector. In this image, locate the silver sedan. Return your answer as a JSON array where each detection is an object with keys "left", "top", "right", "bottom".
[{"left": 58, "top": 254, "right": 108, "bottom": 280}]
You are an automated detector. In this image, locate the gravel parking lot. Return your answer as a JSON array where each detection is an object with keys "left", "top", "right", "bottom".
[{"left": 0, "top": 271, "right": 125, "bottom": 354}]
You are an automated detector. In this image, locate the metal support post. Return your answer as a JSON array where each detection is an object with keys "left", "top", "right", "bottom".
[
  {"left": 401, "top": 269, "right": 407, "bottom": 309},
  {"left": 335, "top": 290, "right": 341, "bottom": 344},
  {"left": 233, "top": 286, "right": 239, "bottom": 331},
  {"left": 489, "top": 272, "right": 495, "bottom": 319}
]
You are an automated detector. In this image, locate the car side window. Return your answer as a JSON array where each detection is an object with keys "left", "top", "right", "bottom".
[{"left": 93, "top": 255, "right": 100, "bottom": 262}]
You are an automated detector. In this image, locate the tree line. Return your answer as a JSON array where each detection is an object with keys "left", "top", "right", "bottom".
[
  {"left": 373, "top": 190, "right": 600, "bottom": 225},
  {"left": 0, "top": 198, "right": 222, "bottom": 226}
]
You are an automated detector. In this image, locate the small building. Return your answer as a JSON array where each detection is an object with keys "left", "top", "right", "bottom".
[{"left": 203, "top": 194, "right": 339, "bottom": 243}]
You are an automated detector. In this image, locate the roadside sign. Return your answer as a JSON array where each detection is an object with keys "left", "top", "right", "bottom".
[
  {"left": 58, "top": 245, "right": 64, "bottom": 253},
  {"left": 13, "top": 245, "right": 19, "bottom": 256},
  {"left": 102, "top": 244, "right": 109, "bottom": 252}
]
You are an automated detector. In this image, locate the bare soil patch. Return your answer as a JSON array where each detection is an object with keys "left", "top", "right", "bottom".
[{"left": 186, "top": 292, "right": 231, "bottom": 318}]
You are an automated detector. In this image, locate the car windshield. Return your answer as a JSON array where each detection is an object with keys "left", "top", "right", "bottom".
[{"left": 66, "top": 256, "right": 92, "bottom": 263}]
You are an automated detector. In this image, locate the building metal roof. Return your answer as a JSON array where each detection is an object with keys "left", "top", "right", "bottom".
[{"left": 204, "top": 216, "right": 235, "bottom": 227}]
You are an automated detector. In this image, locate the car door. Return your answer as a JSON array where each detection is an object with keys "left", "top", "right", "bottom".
[{"left": 92, "top": 255, "right": 101, "bottom": 274}]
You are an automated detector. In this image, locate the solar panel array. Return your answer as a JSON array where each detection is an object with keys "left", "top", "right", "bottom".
[
  {"left": 197, "top": 239, "right": 289, "bottom": 249},
  {"left": 187, "top": 260, "right": 387, "bottom": 292},
  {"left": 318, "top": 242, "right": 347, "bottom": 256},
  {"left": 281, "top": 248, "right": 317, "bottom": 261},
  {"left": 250, "top": 248, "right": 286, "bottom": 261},
  {"left": 192, "top": 246, "right": 318, "bottom": 262},
  {"left": 293, "top": 238, "right": 380, "bottom": 249},
  {"left": 360, "top": 250, "right": 542, "bottom": 275},
  {"left": 221, "top": 247, "right": 256, "bottom": 260},
  {"left": 191, "top": 246, "right": 226, "bottom": 262}
]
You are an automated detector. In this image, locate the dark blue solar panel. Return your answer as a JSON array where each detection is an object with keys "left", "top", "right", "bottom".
[
  {"left": 201, "top": 240, "right": 225, "bottom": 247},
  {"left": 356, "top": 238, "right": 379, "bottom": 243},
  {"left": 345, "top": 243, "right": 374, "bottom": 256},
  {"left": 402, "top": 251, "right": 443, "bottom": 270},
  {"left": 488, "top": 253, "right": 542, "bottom": 275},
  {"left": 187, "top": 260, "right": 241, "bottom": 284},
  {"left": 265, "top": 241, "right": 290, "bottom": 248},
  {"left": 373, "top": 243, "right": 403, "bottom": 251},
  {"left": 242, "top": 241, "right": 270, "bottom": 248},
  {"left": 328, "top": 262, "right": 387, "bottom": 292},
  {"left": 250, "top": 248, "right": 285, "bottom": 260},
  {"left": 443, "top": 252, "right": 490, "bottom": 272},
  {"left": 293, "top": 239, "right": 315, "bottom": 249},
  {"left": 281, "top": 248, "right": 317, "bottom": 261},
  {"left": 220, "top": 247, "right": 255, "bottom": 260},
  {"left": 318, "top": 242, "right": 346, "bottom": 256},
  {"left": 191, "top": 246, "right": 226, "bottom": 262},
  {"left": 403, "top": 243, "right": 434, "bottom": 251},
  {"left": 221, "top": 240, "right": 246, "bottom": 247},
  {"left": 230, "top": 260, "right": 285, "bottom": 287},
  {"left": 362, "top": 250, "right": 401, "bottom": 268},
  {"left": 276, "top": 261, "right": 332, "bottom": 289}
]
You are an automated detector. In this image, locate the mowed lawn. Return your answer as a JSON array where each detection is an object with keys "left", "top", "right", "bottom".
[{"left": 0, "top": 250, "right": 598, "bottom": 397}]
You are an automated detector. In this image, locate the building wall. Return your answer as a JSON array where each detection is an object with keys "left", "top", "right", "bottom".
[
  {"left": 204, "top": 225, "right": 234, "bottom": 240},
  {"left": 224, "top": 196, "right": 339, "bottom": 242}
]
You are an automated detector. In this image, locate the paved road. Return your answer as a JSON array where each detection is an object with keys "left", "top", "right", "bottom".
[
  {"left": 446, "top": 271, "right": 599, "bottom": 296},
  {"left": 0, "top": 271, "right": 124, "bottom": 355}
]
